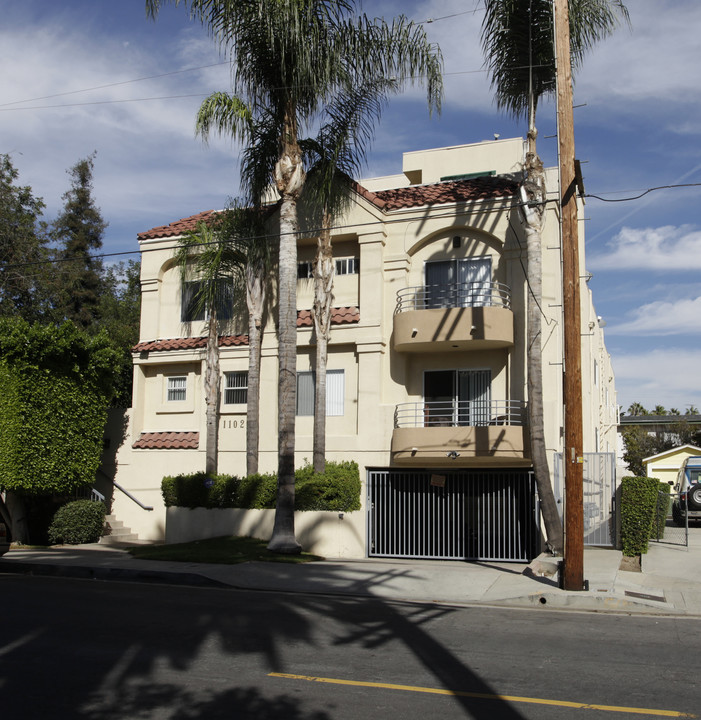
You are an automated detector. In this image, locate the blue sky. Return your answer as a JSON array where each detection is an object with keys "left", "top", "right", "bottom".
[{"left": 1, "top": 0, "right": 699, "bottom": 414}]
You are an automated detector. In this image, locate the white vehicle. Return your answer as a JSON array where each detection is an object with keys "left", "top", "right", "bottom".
[{"left": 672, "top": 456, "right": 701, "bottom": 526}]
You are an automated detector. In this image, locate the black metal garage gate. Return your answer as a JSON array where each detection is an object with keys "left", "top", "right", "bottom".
[{"left": 367, "top": 469, "right": 540, "bottom": 562}]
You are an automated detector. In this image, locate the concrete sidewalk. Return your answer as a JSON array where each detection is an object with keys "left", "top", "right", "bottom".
[{"left": 1, "top": 530, "right": 700, "bottom": 615}]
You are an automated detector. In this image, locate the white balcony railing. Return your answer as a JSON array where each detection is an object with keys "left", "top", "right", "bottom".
[
  {"left": 394, "top": 400, "right": 527, "bottom": 429},
  {"left": 395, "top": 282, "right": 511, "bottom": 313}
]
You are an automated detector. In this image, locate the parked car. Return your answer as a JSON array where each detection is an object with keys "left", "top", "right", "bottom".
[
  {"left": 672, "top": 456, "right": 701, "bottom": 526},
  {"left": 0, "top": 521, "right": 9, "bottom": 556}
]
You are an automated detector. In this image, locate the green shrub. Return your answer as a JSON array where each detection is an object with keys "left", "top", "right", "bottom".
[
  {"left": 162, "top": 473, "right": 239, "bottom": 509},
  {"left": 620, "top": 476, "right": 659, "bottom": 556},
  {"left": 651, "top": 481, "right": 671, "bottom": 540},
  {"left": 234, "top": 472, "right": 278, "bottom": 509},
  {"left": 48, "top": 500, "right": 106, "bottom": 545},
  {"left": 161, "top": 460, "right": 361, "bottom": 512},
  {"left": 295, "top": 461, "right": 361, "bottom": 511}
]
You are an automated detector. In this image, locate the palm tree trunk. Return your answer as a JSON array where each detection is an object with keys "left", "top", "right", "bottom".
[
  {"left": 204, "top": 308, "right": 220, "bottom": 477},
  {"left": 520, "top": 171, "right": 564, "bottom": 555},
  {"left": 269, "top": 110, "right": 304, "bottom": 554},
  {"left": 245, "top": 261, "right": 265, "bottom": 476},
  {"left": 312, "top": 217, "right": 334, "bottom": 474}
]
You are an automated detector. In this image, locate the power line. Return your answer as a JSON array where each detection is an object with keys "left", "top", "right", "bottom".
[
  {"left": 585, "top": 183, "right": 701, "bottom": 202},
  {"left": 0, "top": 62, "right": 230, "bottom": 108}
]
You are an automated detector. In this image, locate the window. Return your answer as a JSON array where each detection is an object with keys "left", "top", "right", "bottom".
[
  {"left": 224, "top": 371, "right": 248, "bottom": 405},
  {"left": 297, "top": 258, "right": 359, "bottom": 279},
  {"left": 425, "top": 257, "right": 491, "bottom": 308},
  {"left": 423, "top": 369, "right": 491, "bottom": 426},
  {"left": 335, "top": 257, "right": 359, "bottom": 275},
  {"left": 167, "top": 376, "right": 187, "bottom": 402},
  {"left": 296, "top": 370, "right": 344, "bottom": 416},
  {"left": 181, "top": 279, "right": 235, "bottom": 322}
]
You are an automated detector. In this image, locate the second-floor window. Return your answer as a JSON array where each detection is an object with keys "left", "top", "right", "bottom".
[
  {"left": 224, "top": 371, "right": 248, "bottom": 405},
  {"left": 297, "top": 258, "right": 359, "bottom": 279},
  {"left": 425, "top": 257, "right": 491, "bottom": 308},
  {"left": 181, "top": 279, "right": 235, "bottom": 322}
]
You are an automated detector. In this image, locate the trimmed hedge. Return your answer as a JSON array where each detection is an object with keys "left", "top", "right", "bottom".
[
  {"left": 48, "top": 500, "right": 106, "bottom": 545},
  {"left": 620, "top": 476, "right": 663, "bottom": 556},
  {"left": 162, "top": 461, "right": 361, "bottom": 512},
  {"left": 653, "top": 482, "right": 671, "bottom": 541},
  {"left": 0, "top": 319, "right": 120, "bottom": 496}
]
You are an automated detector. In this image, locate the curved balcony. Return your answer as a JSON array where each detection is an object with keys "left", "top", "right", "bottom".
[
  {"left": 391, "top": 400, "right": 530, "bottom": 467},
  {"left": 393, "top": 282, "right": 514, "bottom": 353}
]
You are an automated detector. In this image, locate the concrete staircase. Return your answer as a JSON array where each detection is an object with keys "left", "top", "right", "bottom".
[{"left": 99, "top": 514, "right": 146, "bottom": 546}]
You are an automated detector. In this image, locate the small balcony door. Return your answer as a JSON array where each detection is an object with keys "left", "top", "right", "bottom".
[
  {"left": 423, "top": 369, "right": 491, "bottom": 427},
  {"left": 425, "top": 257, "right": 491, "bottom": 308}
]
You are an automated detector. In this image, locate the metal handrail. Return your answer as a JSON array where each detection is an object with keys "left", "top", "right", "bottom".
[
  {"left": 394, "top": 400, "right": 527, "bottom": 429},
  {"left": 95, "top": 468, "right": 153, "bottom": 511},
  {"left": 114, "top": 481, "right": 154, "bottom": 511},
  {"left": 395, "top": 281, "right": 511, "bottom": 313}
]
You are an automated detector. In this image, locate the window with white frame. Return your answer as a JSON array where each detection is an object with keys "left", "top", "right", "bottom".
[
  {"left": 167, "top": 376, "right": 187, "bottom": 402},
  {"left": 296, "top": 369, "right": 344, "bottom": 416},
  {"left": 297, "top": 258, "right": 358, "bottom": 279},
  {"left": 224, "top": 371, "right": 248, "bottom": 405},
  {"left": 335, "top": 257, "right": 359, "bottom": 275}
]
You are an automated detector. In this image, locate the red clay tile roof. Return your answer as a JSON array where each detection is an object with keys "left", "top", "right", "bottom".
[
  {"left": 133, "top": 335, "right": 249, "bottom": 353},
  {"left": 133, "top": 431, "right": 199, "bottom": 450},
  {"left": 133, "top": 308, "right": 359, "bottom": 353},
  {"left": 137, "top": 210, "right": 218, "bottom": 241},
  {"left": 137, "top": 177, "right": 517, "bottom": 240},
  {"left": 297, "top": 306, "right": 360, "bottom": 328},
  {"left": 370, "top": 176, "right": 518, "bottom": 211}
]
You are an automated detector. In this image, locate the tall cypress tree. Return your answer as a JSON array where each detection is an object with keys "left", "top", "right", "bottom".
[
  {"left": 52, "top": 152, "right": 107, "bottom": 328},
  {"left": 0, "top": 154, "right": 52, "bottom": 322}
]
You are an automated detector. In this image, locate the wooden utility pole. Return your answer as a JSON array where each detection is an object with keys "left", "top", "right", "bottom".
[{"left": 555, "top": 0, "right": 585, "bottom": 590}]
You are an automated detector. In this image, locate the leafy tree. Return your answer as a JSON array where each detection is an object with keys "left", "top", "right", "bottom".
[
  {"left": 97, "top": 260, "right": 142, "bottom": 407},
  {"left": 51, "top": 152, "right": 107, "bottom": 328},
  {"left": 0, "top": 318, "right": 120, "bottom": 543},
  {"left": 148, "top": 0, "right": 443, "bottom": 553},
  {"left": 0, "top": 154, "right": 52, "bottom": 322},
  {"left": 480, "top": 0, "right": 628, "bottom": 554}
]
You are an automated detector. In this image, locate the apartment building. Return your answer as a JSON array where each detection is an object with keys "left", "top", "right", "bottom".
[{"left": 105, "top": 137, "right": 617, "bottom": 560}]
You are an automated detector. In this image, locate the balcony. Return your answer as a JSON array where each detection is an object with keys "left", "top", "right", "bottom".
[
  {"left": 393, "top": 282, "right": 514, "bottom": 352},
  {"left": 391, "top": 400, "right": 530, "bottom": 467}
]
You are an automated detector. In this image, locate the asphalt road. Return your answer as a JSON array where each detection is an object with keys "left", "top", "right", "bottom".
[{"left": 0, "top": 575, "right": 697, "bottom": 719}]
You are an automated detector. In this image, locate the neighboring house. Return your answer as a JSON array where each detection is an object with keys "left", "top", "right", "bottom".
[
  {"left": 105, "top": 137, "right": 617, "bottom": 560},
  {"left": 643, "top": 445, "right": 701, "bottom": 487}
]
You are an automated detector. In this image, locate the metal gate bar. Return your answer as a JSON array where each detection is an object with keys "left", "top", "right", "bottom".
[{"left": 367, "top": 469, "right": 539, "bottom": 562}]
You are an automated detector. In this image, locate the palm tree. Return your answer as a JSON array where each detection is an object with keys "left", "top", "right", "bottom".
[
  {"left": 174, "top": 221, "right": 237, "bottom": 476},
  {"left": 217, "top": 204, "right": 270, "bottom": 476},
  {"left": 148, "top": 0, "right": 443, "bottom": 553},
  {"left": 480, "top": 0, "right": 628, "bottom": 554},
  {"left": 302, "top": 78, "right": 399, "bottom": 474}
]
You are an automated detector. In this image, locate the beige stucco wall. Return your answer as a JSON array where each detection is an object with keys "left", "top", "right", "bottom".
[
  {"left": 105, "top": 138, "right": 617, "bottom": 548},
  {"left": 165, "top": 507, "right": 365, "bottom": 559}
]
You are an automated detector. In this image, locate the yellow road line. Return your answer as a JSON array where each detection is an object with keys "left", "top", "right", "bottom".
[{"left": 269, "top": 672, "right": 696, "bottom": 718}]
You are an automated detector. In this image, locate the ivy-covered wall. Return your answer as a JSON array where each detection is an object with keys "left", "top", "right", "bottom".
[{"left": 0, "top": 319, "right": 120, "bottom": 496}]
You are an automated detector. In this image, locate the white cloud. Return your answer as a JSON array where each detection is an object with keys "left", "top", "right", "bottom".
[
  {"left": 612, "top": 347, "right": 701, "bottom": 413},
  {"left": 607, "top": 296, "right": 701, "bottom": 336},
  {"left": 589, "top": 225, "right": 701, "bottom": 271}
]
